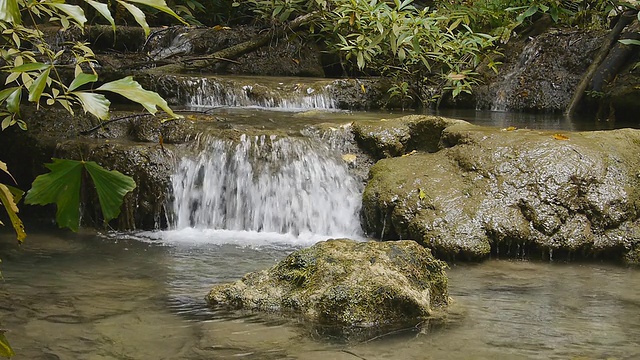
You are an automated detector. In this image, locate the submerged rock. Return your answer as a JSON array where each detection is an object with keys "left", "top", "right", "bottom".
[
  {"left": 359, "top": 115, "right": 640, "bottom": 263},
  {"left": 207, "top": 239, "right": 449, "bottom": 329}
]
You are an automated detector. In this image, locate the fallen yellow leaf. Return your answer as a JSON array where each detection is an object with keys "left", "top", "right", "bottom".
[{"left": 552, "top": 133, "right": 570, "bottom": 140}]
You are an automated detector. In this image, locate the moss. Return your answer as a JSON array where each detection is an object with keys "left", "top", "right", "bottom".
[
  {"left": 362, "top": 119, "right": 640, "bottom": 262},
  {"left": 207, "top": 239, "right": 449, "bottom": 330}
]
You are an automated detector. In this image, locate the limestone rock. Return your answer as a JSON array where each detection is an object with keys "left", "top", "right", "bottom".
[
  {"left": 360, "top": 115, "right": 640, "bottom": 263},
  {"left": 207, "top": 239, "right": 449, "bottom": 328}
]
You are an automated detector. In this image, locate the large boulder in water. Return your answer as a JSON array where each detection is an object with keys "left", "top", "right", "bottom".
[
  {"left": 359, "top": 115, "right": 640, "bottom": 263},
  {"left": 206, "top": 239, "right": 449, "bottom": 329}
]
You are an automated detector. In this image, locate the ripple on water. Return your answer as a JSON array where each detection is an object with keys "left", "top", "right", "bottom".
[{"left": 1, "top": 231, "right": 640, "bottom": 359}]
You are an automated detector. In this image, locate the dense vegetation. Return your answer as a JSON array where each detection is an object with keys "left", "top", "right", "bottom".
[{"left": 168, "top": 0, "right": 619, "bottom": 105}]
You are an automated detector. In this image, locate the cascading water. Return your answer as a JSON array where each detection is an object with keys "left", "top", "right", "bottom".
[
  {"left": 170, "top": 134, "right": 363, "bottom": 240},
  {"left": 182, "top": 77, "right": 337, "bottom": 110}
]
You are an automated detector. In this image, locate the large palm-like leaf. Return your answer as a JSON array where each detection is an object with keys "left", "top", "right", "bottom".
[{"left": 25, "top": 159, "right": 136, "bottom": 231}]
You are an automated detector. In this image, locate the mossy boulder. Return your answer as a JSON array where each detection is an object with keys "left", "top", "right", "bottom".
[
  {"left": 361, "top": 115, "right": 640, "bottom": 263},
  {"left": 207, "top": 239, "right": 449, "bottom": 329},
  {"left": 352, "top": 115, "right": 467, "bottom": 159}
]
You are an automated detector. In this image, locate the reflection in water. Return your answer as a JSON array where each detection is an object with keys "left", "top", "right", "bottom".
[
  {"left": 431, "top": 108, "right": 640, "bottom": 132},
  {"left": 1, "top": 230, "right": 639, "bottom": 359}
]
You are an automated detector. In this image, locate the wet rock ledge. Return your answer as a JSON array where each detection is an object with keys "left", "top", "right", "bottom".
[
  {"left": 355, "top": 115, "right": 640, "bottom": 264},
  {"left": 207, "top": 239, "right": 449, "bottom": 332}
]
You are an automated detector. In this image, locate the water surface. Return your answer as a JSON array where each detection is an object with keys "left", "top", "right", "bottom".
[{"left": 1, "top": 229, "right": 638, "bottom": 359}]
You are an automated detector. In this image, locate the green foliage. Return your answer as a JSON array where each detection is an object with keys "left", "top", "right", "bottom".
[
  {"left": 0, "top": 161, "right": 25, "bottom": 243},
  {"left": 0, "top": 331, "right": 15, "bottom": 358},
  {"left": 24, "top": 159, "right": 137, "bottom": 232},
  {"left": 245, "top": 0, "right": 499, "bottom": 104}
]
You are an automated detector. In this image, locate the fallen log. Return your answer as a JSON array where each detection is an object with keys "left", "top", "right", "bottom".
[{"left": 146, "top": 12, "right": 318, "bottom": 74}]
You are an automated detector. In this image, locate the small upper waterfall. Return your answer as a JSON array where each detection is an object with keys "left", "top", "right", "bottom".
[
  {"left": 170, "top": 134, "right": 363, "bottom": 239},
  {"left": 178, "top": 76, "right": 337, "bottom": 110}
]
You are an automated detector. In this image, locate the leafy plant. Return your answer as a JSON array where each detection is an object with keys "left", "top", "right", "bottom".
[
  {"left": 0, "top": 0, "right": 184, "bottom": 353},
  {"left": 24, "top": 159, "right": 137, "bottom": 231}
]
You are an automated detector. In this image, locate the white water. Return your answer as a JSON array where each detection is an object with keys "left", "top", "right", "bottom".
[
  {"left": 490, "top": 41, "right": 539, "bottom": 112},
  {"left": 184, "top": 77, "right": 337, "bottom": 110},
  {"left": 169, "top": 134, "right": 363, "bottom": 243}
]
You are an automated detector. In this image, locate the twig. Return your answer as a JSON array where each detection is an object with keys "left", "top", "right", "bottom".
[
  {"left": 340, "top": 349, "right": 368, "bottom": 359},
  {"left": 79, "top": 113, "right": 152, "bottom": 135},
  {"left": 183, "top": 56, "right": 242, "bottom": 65}
]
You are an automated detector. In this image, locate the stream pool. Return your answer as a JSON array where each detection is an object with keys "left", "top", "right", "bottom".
[{"left": 1, "top": 229, "right": 639, "bottom": 360}]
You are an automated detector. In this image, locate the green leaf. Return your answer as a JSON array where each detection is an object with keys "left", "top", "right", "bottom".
[
  {"left": 0, "top": 0, "right": 21, "bottom": 24},
  {"left": 72, "top": 91, "right": 110, "bottom": 120},
  {"left": 87, "top": 0, "right": 116, "bottom": 32},
  {"left": 68, "top": 72, "right": 98, "bottom": 92},
  {"left": 0, "top": 330, "right": 16, "bottom": 358},
  {"left": 11, "top": 62, "right": 50, "bottom": 73},
  {"left": 84, "top": 161, "right": 136, "bottom": 221},
  {"left": 0, "top": 183, "right": 26, "bottom": 243},
  {"left": 6, "top": 87, "right": 21, "bottom": 115},
  {"left": 24, "top": 159, "right": 136, "bottom": 231},
  {"left": 96, "top": 76, "right": 180, "bottom": 118},
  {"left": 28, "top": 67, "right": 51, "bottom": 103},
  {"left": 126, "top": 0, "right": 185, "bottom": 23},
  {"left": 25, "top": 159, "right": 83, "bottom": 231},
  {"left": 48, "top": 3, "right": 87, "bottom": 27},
  {"left": 117, "top": 1, "right": 150, "bottom": 36},
  {"left": 0, "top": 160, "right": 16, "bottom": 183},
  {"left": 0, "top": 87, "right": 20, "bottom": 103},
  {"left": 619, "top": 39, "right": 640, "bottom": 46}
]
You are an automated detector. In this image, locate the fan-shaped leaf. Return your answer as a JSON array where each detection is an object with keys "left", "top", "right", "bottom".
[
  {"left": 84, "top": 161, "right": 136, "bottom": 222},
  {"left": 24, "top": 159, "right": 83, "bottom": 231},
  {"left": 25, "top": 159, "right": 136, "bottom": 231}
]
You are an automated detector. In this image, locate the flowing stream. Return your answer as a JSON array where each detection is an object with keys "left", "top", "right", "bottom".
[
  {"left": 1, "top": 230, "right": 639, "bottom": 359},
  {"left": 2, "top": 77, "right": 640, "bottom": 359}
]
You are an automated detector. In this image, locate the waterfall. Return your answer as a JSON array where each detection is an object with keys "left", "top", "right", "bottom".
[
  {"left": 181, "top": 77, "right": 337, "bottom": 110},
  {"left": 170, "top": 134, "right": 363, "bottom": 239},
  {"left": 490, "top": 41, "right": 540, "bottom": 112}
]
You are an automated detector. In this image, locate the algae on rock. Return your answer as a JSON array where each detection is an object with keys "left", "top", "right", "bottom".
[
  {"left": 359, "top": 115, "right": 640, "bottom": 263},
  {"left": 207, "top": 239, "right": 449, "bottom": 329}
]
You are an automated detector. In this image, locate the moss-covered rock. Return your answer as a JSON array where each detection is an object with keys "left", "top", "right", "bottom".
[
  {"left": 207, "top": 239, "right": 449, "bottom": 330},
  {"left": 361, "top": 115, "right": 640, "bottom": 261},
  {"left": 352, "top": 115, "right": 468, "bottom": 159}
]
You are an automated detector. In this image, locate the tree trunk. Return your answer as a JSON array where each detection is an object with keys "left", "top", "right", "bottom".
[{"left": 565, "top": 10, "right": 637, "bottom": 117}]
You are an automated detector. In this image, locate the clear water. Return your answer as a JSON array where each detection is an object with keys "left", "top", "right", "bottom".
[{"left": 1, "top": 229, "right": 639, "bottom": 360}]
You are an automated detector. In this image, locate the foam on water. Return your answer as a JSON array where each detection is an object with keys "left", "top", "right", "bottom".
[
  {"left": 167, "top": 134, "right": 364, "bottom": 245},
  {"left": 136, "top": 228, "right": 336, "bottom": 249}
]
